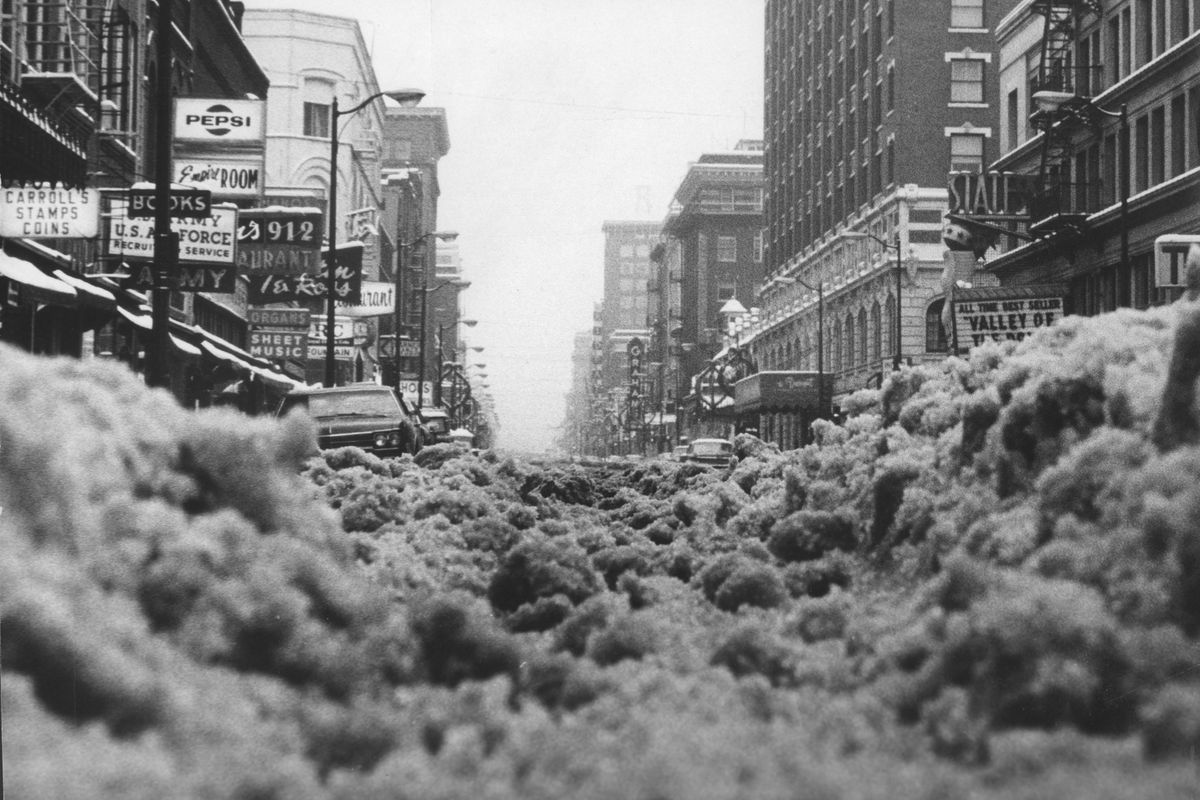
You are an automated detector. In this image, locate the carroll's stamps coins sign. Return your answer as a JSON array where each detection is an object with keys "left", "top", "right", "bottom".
[
  {"left": 0, "top": 184, "right": 100, "bottom": 238},
  {"left": 174, "top": 98, "right": 264, "bottom": 142},
  {"left": 108, "top": 201, "right": 237, "bottom": 265},
  {"left": 250, "top": 330, "right": 307, "bottom": 360},
  {"left": 953, "top": 294, "right": 1064, "bottom": 349},
  {"left": 237, "top": 208, "right": 323, "bottom": 275}
]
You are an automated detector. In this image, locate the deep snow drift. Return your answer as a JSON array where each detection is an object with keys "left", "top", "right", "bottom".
[{"left": 3, "top": 303, "right": 1200, "bottom": 799}]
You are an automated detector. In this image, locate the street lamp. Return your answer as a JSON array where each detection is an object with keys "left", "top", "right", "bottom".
[
  {"left": 417, "top": 284, "right": 471, "bottom": 408},
  {"left": 393, "top": 230, "right": 458, "bottom": 397},
  {"left": 324, "top": 87, "right": 425, "bottom": 387}
]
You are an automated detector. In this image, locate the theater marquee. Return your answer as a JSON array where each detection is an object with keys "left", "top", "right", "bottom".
[{"left": 952, "top": 285, "right": 1067, "bottom": 351}]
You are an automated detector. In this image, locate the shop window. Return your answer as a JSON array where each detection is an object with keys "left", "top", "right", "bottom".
[{"left": 925, "top": 299, "right": 948, "bottom": 352}]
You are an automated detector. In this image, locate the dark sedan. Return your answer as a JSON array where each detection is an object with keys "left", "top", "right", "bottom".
[
  {"left": 277, "top": 384, "right": 417, "bottom": 457},
  {"left": 682, "top": 438, "right": 738, "bottom": 469}
]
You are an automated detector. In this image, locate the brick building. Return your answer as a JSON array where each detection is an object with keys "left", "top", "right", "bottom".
[{"left": 750, "top": 0, "right": 1017, "bottom": 447}]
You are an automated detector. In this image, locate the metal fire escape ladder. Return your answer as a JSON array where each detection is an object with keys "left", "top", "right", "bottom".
[{"left": 1028, "top": 0, "right": 1101, "bottom": 237}]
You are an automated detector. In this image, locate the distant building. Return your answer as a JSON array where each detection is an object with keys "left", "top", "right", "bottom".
[
  {"left": 378, "top": 105, "right": 455, "bottom": 399},
  {"left": 662, "top": 139, "right": 765, "bottom": 441}
]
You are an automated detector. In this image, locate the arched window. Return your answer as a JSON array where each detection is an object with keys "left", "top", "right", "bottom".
[
  {"left": 801, "top": 334, "right": 811, "bottom": 370},
  {"left": 870, "top": 301, "right": 882, "bottom": 362},
  {"left": 784, "top": 340, "right": 792, "bottom": 368},
  {"left": 844, "top": 313, "right": 855, "bottom": 367},
  {"left": 885, "top": 294, "right": 896, "bottom": 355},
  {"left": 926, "top": 298, "right": 949, "bottom": 352},
  {"left": 858, "top": 308, "right": 868, "bottom": 364},
  {"left": 831, "top": 322, "right": 842, "bottom": 371}
]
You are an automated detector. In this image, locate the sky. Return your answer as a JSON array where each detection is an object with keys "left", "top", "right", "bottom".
[{"left": 245, "top": 0, "right": 765, "bottom": 452}]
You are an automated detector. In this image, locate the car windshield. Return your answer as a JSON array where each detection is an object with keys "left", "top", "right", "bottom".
[
  {"left": 306, "top": 391, "right": 399, "bottom": 418},
  {"left": 692, "top": 441, "right": 733, "bottom": 456}
]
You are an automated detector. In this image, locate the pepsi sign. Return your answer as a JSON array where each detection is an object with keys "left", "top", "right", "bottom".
[{"left": 174, "top": 98, "right": 264, "bottom": 142}]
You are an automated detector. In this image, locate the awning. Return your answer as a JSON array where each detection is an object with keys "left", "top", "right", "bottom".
[
  {"left": 0, "top": 251, "right": 77, "bottom": 304},
  {"left": 734, "top": 371, "right": 833, "bottom": 415},
  {"left": 53, "top": 269, "right": 116, "bottom": 307},
  {"left": 170, "top": 334, "right": 202, "bottom": 356},
  {"left": 117, "top": 305, "right": 153, "bottom": 330}
]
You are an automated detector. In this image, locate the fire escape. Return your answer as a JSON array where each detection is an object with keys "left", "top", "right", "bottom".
[
  {"left": 5, "top": 0, "right": 138, "bottom": 185},
  {"left": 1026, "top": 0, "right": 1105, "bottom": 238}
]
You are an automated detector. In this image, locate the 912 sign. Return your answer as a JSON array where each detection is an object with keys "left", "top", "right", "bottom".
[{"left": 237, "top": 208, "right": 323, "bottom": 276}]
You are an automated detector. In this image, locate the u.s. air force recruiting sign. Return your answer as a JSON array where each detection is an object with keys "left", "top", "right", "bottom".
[{"left": 952, "top": 286, "right": 1067, "bottom": 351}]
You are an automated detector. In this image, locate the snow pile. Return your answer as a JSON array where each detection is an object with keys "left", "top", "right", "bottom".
[{"left": 3, "top": 302, "right": 1200, "bottom": 799}]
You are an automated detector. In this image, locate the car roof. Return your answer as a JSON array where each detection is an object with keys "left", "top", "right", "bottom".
[
  {"left": 691, "top": 438, "right": 732, "bottom": 445},
  {"left": 287, "top": 384, "right": 394, "bottom": 396}
]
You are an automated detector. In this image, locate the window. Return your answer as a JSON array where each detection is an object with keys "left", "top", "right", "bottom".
[
  {"left": 950, "top": 133, "right": 985, "bottom": 172},
  {"left": 926, "top": 299, "right": 948, "bottom": 352},
  {"left": 950, "top": 58, "right": 984, "bottom": 103},
  {"left": 951, "top": 0, "right": 985, "bottom": 28},
  {"left": 303, "top": 102, "right": 331, "bottom": 138},
  {"left": 302, "top": 77, "right": 335, "bottom": 138},
  {"left": 753, "top": 231, "right": 764, "bottom": 262},
  {"left": 717, "top": 281, "right": 736, "bottom": 301},
  {"left": 717, "top": 236, "right": 737, "bottom": 262},
  {"left": 1006, "top": 89, "right": 1020, "bottom": 150}
]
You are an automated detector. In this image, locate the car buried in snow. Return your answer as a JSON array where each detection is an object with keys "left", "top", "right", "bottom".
[
  {"left": 681, "top": 438, "right": 738, "bottom": 469},
  {"left": 276, "top": 384, "right": 418, "bottom": 457}
]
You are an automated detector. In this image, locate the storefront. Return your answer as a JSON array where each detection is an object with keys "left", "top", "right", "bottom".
[{"left": 733, "top": 370, "right": 833, "bottom": 449}]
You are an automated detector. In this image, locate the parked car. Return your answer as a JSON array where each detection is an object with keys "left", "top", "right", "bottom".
[
  {"left": 277, "top": 384, "right": 418, "bottom": 457},
  {"left": 418, "top": 407, "right": 453, "bottom": 445},
  {"left": 670, "top": 445, "right": 690, "bottom": 462},
  {"left": 682, "top": 438, "right": 738, "bottom": 469}
]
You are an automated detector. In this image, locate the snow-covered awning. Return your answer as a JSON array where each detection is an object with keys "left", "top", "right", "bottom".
[{"left": 0, "top": 251, "right": 77, "bottom": 304}]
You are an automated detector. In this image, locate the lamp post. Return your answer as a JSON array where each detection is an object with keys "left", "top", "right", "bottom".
[
  {"left": 325, "top": 87, "right": 425, "bottom": 387},
  {"left": 393, "top": 230, "right": 457, "bottom": 398},
  {"left": 417, "top": 282, "right": 472, "bottom": 408},
  {"left": 147, "top": 0, "right": 177, "bottom": 390}
]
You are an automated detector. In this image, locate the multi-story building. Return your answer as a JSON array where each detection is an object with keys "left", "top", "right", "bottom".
[
  {"left": 973, "top": 1, "right": 1200, "bottom": 318},
  {"left": 2, "top": 0, "right": 291, "bottom": 411},
  {"left": 661, "top": 140, "right": 766, "bottom": 442},
  {"left": 378, "top": 104, "right": 455, "bottom": 405},
  {"left": 752, "top": 0, "right": 1017, "bottom": 447},
  {"left": 242, "top": 9, "right": 390, "bottom": 385},
  {"left": 597, "top": 219, "right": 659, "bottom": 452}
]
